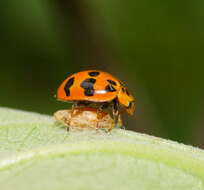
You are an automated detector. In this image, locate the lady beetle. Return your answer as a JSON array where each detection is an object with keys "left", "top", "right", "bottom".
[{"left": 56, "top": 70, "right": 135, "bottom": 129}]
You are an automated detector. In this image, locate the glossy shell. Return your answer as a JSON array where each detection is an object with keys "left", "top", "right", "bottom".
[{"left": 57, "top": 70, "right": 121, "bottom": 102}]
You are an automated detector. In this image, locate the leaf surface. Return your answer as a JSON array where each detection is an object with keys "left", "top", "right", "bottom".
[{"left": 0, "top": 107, "right": 204, "bottom": 190}]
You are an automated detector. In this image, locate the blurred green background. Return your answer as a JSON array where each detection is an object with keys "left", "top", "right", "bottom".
[{"left": 1, "top": 0, "right": 204, "bottom": 147}]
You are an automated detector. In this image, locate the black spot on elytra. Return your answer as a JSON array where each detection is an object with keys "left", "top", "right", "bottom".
[
  {"left": 122, "top": 87, "right": 125, "bottom": 93},
  {"left": 80, "top": 78, "right": 96, "bottom": 89},
  {"left": 107, "top": 79, "right": 117, "bottom": 86},
  {"left": 105, "top": 85, "right": 116, "bottom": 92},
  {"left": 84, "top": 88, "right": 95, "bottom": 96},
  {"left": 88, "top": 71, "right": 100, "bottom": 77},
  {"left": 80, "top": 78, "right": 96, "bottom": 96},
  {"left": 64, "top": 77, "right": 74, "bottom": 96}
]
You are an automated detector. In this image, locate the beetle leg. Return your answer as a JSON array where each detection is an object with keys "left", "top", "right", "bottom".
[
  {"left": 96, "top": 104, "right": 104, "bottom": 129},
  {"left": 67, "top": 102, "right": 77, "bottom": 131},
  {"left": 117, "top": 114, "right": 123, "bottom": 127},
  {"left": 113, "top": 109, "right": 119, "bottom": 126},
  {"left": 106, "top": 100, "right": 118, "bottom": 131},
  {"left": 113, "top": 100, "right": 123, "bottom": 128}
]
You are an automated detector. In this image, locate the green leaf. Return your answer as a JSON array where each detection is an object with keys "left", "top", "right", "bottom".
[{"left": 0, "top": 107, "right": 204, "bottom": 190}]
